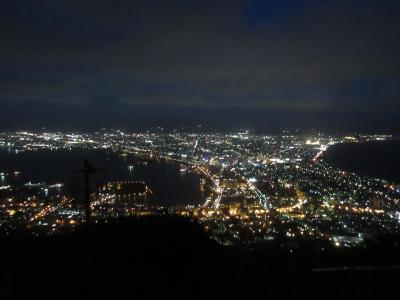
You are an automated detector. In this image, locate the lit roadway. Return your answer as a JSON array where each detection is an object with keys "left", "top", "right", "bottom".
[
  {"left": 195, "top": 165, "right": 223, "bottom": 208},
  {"left": 247, "top": 179, "right": 269, "bottom": 209}
]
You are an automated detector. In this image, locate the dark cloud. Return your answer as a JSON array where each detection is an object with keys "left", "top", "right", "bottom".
[{"left": 0, "top": 0, "right": 399, "bottom": 131}]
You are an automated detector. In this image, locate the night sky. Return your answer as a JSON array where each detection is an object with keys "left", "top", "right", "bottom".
[{"left": 1, "top": 0, "right": 400, "bottom": 132}]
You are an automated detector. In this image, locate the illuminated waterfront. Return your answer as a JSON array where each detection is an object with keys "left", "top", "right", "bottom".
[{"left": 0, "top": 130, "right": 399, "bottom": 249}]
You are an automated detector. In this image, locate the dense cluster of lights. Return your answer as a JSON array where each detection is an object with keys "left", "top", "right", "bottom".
[{"left": 0, "top": 130, "right": 399, "bottom": 248}]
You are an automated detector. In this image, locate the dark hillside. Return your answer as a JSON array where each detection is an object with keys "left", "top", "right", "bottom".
[{"left": 1, "top": 216, "right": 400, "bottom": 299}]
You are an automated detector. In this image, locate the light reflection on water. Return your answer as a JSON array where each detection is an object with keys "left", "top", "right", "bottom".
[{"left": 0, "top": 149, "right": 206, "bottom": 207}]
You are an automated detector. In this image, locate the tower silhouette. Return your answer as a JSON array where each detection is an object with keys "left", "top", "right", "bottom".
[{"left": 78, "top": 159, "right": 103, "bottom": 225}]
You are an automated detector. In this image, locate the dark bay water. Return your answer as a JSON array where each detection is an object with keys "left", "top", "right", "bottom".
[
  {"left": 0, "top": 149, "right": 205, "bottom": 206},
  {"left": 323, "top": 140, "right": 400, "bottom": 183}
]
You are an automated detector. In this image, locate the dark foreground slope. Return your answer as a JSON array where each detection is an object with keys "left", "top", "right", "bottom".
[{"left": 1, "top": 216, "right": 400, "bottom": 300}]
